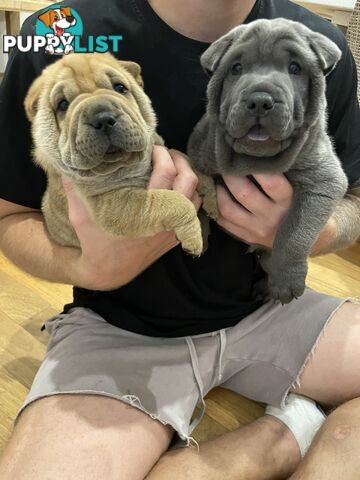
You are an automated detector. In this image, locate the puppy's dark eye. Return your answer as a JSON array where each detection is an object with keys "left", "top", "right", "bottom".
[
  {"left": 231, "top": 63, "right": 242, "bottom": 75},
  {"left": 288, "top": 62, "right": 302, "bottom": 75},
  {"left": 57, "top": 99, "right": 69, "bottom": 112},
  {"left": 114, "top": 83, "right": 128, "bottom": 94}
]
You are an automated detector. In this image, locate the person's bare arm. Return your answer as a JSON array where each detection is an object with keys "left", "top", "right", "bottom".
[
  {"left": 0, "top": 147, "right": 200, "bottom": 291},
  {"left": 311, "top": 184, "right": 360, "bottom": 255},
  {"left": 0, "top": 199, "right": 79, "bottom": 284}
]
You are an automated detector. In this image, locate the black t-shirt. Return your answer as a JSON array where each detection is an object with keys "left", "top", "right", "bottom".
[{"left": 1, "top": 0, "right": 359, "bottom": 337}]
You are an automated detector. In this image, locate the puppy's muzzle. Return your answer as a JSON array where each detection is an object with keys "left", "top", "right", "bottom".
[
  {"left": 89, "top": 111, "right": 118, "bottom": 135},
  {"left": 73, "top": 99, "right": 148, "bottom": 163},
  {"left": 246, "top": 92, "right": 275, "bottom": 117}
]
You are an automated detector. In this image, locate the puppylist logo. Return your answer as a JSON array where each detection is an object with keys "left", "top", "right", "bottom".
[{"left": 3, "top": 5, "right": 123, "bottom": 55}]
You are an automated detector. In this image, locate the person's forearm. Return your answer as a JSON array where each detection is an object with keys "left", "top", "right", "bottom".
[
  {"left": 311, "top": 186, "right": 360, "bottom": 256},
  {"left": 0, "top": 211, "right": 178, "bottom": 290},
  {"left": 0, "top": 211, "right": 78, "bottom": 284}
]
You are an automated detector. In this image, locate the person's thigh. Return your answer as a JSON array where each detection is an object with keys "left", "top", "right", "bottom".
[
  {"left": 219, "top": 289, "right": 346, "bottom": 407},
  {"left": 0, "top": 393, "right": 173, "bottom": 480},
  {"left": 293, "top": 302, "right": 360, "bottom": 406}
]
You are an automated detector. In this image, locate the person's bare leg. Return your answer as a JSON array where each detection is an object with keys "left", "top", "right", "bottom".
[
  {"left": 0, "top": 394, "right": 173, "bottom": 480},
  {"left": 289, "top": 302, "right": 360, "bottom": 479},
  {"left": 147, "top": 415, "right": 301, "bottom": 480},
  {"left": 290, "top": 399, "right": 360, "bottom": 479}
]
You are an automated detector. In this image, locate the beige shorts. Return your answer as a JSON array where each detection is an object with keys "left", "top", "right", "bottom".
[{"left": 15, "top": 288, "right": 346, "bottom": 446}]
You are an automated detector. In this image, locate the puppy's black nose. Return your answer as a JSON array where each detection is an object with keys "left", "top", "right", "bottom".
[
  {"left": 246, "top": 92, "right": 274, "bottom": 116},
  {"left": 66, "top": 15, "right": 75, "bottom": 23},
  {"left": 90, "top": 112, "right": 117, "bottom": 133}
]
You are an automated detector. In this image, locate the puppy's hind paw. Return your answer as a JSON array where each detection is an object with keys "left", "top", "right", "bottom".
[
  {"left": 202, "top": 195, "right": 218, "bottom": 220},
  {"left": 196, "top": 172, "right": 218, "bottom": 220},
  {"left": 268, "top": 277, "right": 306, "bottom": 305}
]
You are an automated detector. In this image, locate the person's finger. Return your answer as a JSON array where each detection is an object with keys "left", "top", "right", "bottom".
[
  {"left": 222, "top": 174, "right": 274, "bottom": 216},
  {"left": 169, "top": 149, "right": 198, "bottom": 198},
  {"left": 252, "top": 173, "right": 293, "bottom": 207},
  {"left": 216, "top": 184, "right": 253, "bottom": 226},
  {"left": 148, "top": 145, "right": 177, "bottom": 189}
]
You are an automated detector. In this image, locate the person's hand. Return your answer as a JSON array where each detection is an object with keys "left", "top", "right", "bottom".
[
  {"left": 216, "top": 174, "right": 293, "bottom": 248},
  {"left": 63, "top": 146, "right": 201, "bottom": 291}
]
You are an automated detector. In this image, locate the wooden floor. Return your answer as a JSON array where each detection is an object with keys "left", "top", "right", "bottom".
[{"left": 0, "top": 244, "right": 359, "bottom": 452}]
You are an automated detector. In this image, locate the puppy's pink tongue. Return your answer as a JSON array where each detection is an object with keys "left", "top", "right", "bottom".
[{"left": 247, "top": 125, "right": 270, "bottom": 141}]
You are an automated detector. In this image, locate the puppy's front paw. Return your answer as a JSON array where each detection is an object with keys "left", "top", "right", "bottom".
[
  {"left": 182, "top": 237, "right": 203, "bottom": 257},
  {"left": 175, "top": 218, "right": 203, "bottom": 257},
  {"left": 268, "top": 265, "right": 307, "bottom": 304}
]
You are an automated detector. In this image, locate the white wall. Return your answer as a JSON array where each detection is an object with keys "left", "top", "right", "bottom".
[{"left": 299, "top": 0, "right": 355, "bottom": 9}]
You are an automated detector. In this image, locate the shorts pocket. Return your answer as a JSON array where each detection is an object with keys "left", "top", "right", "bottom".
[
  {"left": 41, "top": 308, "right": 101, "bottom": 349},
  {"left": 42, "top": 313, "right": 67, "bottom": 336},
  {"left": 42, "top": 310, "right": 82, "bottom": 343}
]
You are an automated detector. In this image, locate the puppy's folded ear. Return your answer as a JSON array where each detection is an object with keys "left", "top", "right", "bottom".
[
  {"left": 308, "top": 32, "right": 342, "bottom": 76},
  {"left": 24, "top": 75, "right": 43, "bottom": 122},
  {"left": 120, "top": 61, "right": 144, "bottom": 88},
  {"left": 201, "top": 25, "right": 246, "bottom": 75}
]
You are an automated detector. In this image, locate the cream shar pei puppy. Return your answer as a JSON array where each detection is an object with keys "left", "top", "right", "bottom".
[{"left": 25, "top": 53, "right": 214, "bottom": 256}]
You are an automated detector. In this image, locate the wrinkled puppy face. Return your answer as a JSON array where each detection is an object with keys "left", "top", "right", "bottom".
[
  {"left": 25, "top": 53, "right": 156, "bottom": 178},
  {"left": 220, "top": 28, "right": 310, "bottom": 157},
  {"left": 203, "top": 19, "right": 341, "bottom": 159}
]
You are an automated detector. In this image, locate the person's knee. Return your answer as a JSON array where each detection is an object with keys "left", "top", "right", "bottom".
[
  {"left": 316, "top": 398, "right": 360, "bottom": 446},
  {"left": 1, "top": 394, "right": 174, "bottom": 480}
]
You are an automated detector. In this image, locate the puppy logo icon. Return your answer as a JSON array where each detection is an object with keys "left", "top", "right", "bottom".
[
  {"left": 38, "top": 7, "right": 77, "bottom": 54},
  {"left": 36, "top": 5, "right": 82, "bottom": 55}
]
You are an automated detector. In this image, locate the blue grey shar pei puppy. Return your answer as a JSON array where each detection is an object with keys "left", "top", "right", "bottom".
[{"left": 188, "top": 18, "right": 348, "bottom": 304}]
